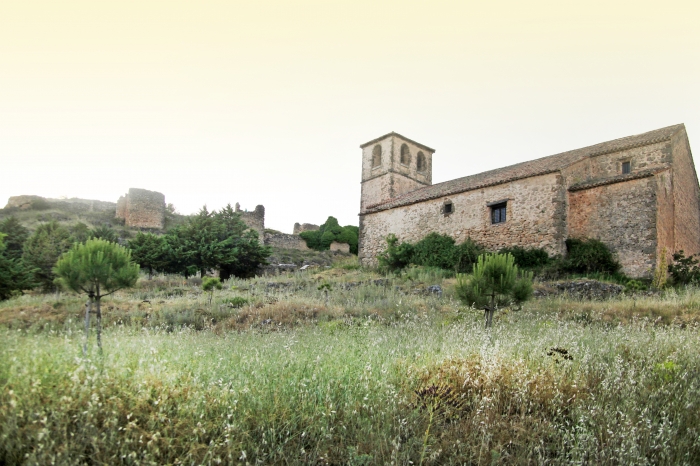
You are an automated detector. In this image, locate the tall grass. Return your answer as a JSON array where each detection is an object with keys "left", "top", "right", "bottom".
[{"left": 1, "top": 306, "right": 699, "bottom": 464}]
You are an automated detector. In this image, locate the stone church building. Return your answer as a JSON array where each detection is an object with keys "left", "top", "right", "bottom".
[{"left": 358, "top": 124, "right": 700, "bottom": 277}]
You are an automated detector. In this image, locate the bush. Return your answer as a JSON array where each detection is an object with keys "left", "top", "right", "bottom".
[
  {"left": 379, "top": 233, "right": 485, "bottom": 273},
  {"left": 668, "top": 250, "right": 700, "bottom": 286},
  {"left": 499, "top": 246, "right": 550, "bottom": 269},
  {"left": 563, "top": 238, "right": 620, "bottom": 274},
  {"left": 378, "top": 234, "right": 414, "bottom": 271},
  {"left": 299, "top": 217, "right": 359, "bottom": 254}
]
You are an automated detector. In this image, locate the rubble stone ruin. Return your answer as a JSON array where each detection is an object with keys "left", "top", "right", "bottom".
[
  {"left": 293, "top": 223, "right": 320, "bottom": 235},
  {"left": 115, "top": 188, "right": 166, "bottom": 229}
]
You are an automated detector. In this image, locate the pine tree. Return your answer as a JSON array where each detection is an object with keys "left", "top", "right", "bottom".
[{"left": 54, "top": 239, "right": 139, "bottom": 353}]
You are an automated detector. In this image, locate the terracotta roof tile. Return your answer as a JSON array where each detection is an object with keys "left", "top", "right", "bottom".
[{"left": 363, "top": 124, "right": 684, "bottom": 213}]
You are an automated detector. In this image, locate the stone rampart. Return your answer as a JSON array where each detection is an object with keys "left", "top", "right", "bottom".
[
  {"left": 116, "top": 196, "right": 127, "bottom": 220},
  {"left": 235, "top": 203, "right": 265, "bottom": 243},
  {"left": 123, "top": 188, "right": 165, "bottom": 229},
  {"left": 264, "top": 232, "right": 310, "bottom": 250},
  {"left": 293, "top": 223, "right": 320, "bottom": 235}
]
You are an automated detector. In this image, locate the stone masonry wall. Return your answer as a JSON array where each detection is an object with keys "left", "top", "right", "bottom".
[
  {"left": 264, "top": 232, "right": 309, "bottom": 250},
  {"left": 125, "top": 188, "right": 165, "bottom": 229},
  {"left": 568, "top": 176, "right": 658, "bottom": 278},
  {"left": 293, "top": 223, "right": 319, "bottom": 235},
  {"left": 359, "top": 172, "right": 565, "bottom": 266},
  {"left": 330, "top": 241, "right": 350, "bottom": 253},
  {"left": 236, "top": 203, "right": 265, "bottom": 243},
  {"left": 656, "top": 170, "right": 675, "bottom": 264},
  {"left": 115, "top": 196, "right": 127, "bottom": 220},
  {"left": 671, "top": 130, "right": 700, "bottom": 257}
]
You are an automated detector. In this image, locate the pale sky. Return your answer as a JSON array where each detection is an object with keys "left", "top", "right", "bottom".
[{"left": 1, "top": 1, "right": 699, "bottom": 232}]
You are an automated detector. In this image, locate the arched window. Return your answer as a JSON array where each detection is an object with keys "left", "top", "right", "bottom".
[
  {"left": 372, "top": 145, "right": 382, "bottom": 168},
  {"left": 417, "top": 151, "right": 427, "bottom": 172},
  {"left": 400, "top": 144, "right": 411, "bottom": 165}
]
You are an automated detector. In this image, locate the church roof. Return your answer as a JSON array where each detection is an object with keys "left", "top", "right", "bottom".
[{"left": 363, "top": 124, "right": 685, "bottom": 213}]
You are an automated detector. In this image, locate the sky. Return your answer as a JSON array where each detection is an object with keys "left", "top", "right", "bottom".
[{"left": 1, "top": 1, "right": 699, "bottom": 233}]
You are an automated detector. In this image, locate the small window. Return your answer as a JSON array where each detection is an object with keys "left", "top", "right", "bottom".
[
  {"left": 417, "top": 151, "right": 427, "bottom": 172},
  {"left": 400, "top": 144, "right": 411, "bottom": 165},
  {"left": 491, "top": 202, "right": 507, "bottom": 224},
  {"left": 443, "top": 201, "right": 453, "bottom": 215},
  {"left": 372, "top": 145, "right": 382, "bottom": 168},
  {"left": 621, "top": 161, "right": 631, "bottom": 174}
]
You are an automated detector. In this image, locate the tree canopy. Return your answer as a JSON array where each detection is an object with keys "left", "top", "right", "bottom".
[{"left": 299, "top": 217, "right": 358, "bottom": 254}]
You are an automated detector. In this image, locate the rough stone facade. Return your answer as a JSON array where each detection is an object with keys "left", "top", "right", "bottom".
[
  {"left": 358, "top": 125, "right": 700, "bottom": 278},
  {"left": 116, "top": 188, "right": 166, "bottom": 229},
  {"left": 264, "top": 232, "right": 310, "bottom": 250},
  {"left": 293, "top": 222, "right": 320, "bottom": 235},
  {"left": 330, "top": 241, "right": 351, "bottom": 253},
  {"left": 235, "top": 203, "right": 265, "bottom": 243}
]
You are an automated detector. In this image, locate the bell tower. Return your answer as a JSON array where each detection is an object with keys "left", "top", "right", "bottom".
[{"left": 360, "top": 132, "right": 434, "bottom": 211}]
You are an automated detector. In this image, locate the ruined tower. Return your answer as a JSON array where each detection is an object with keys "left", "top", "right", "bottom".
[{"left": 360, "top": 132, "right": 435, "bottom": 211}]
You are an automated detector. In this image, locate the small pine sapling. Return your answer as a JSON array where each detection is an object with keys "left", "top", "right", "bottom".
[{"left": 202, "top": 276, "right": 223, "bottom": 305}]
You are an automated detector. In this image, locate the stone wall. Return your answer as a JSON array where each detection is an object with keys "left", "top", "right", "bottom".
[
  {"left": 359, "top": 172, "right": 565, "bottom": 266},
  {"left": 330, "top": 241, "right": 350, "bottom": 253},
  {"left": 124, "top": 188, "right": 165, "bottom": 229},
  {"left": 264, "top": 232, "right": 310, "bottom": 250},
  {"left": 360, "top": 133, "right": 434, "bottom": 211},
  {"left": 236, "top": 203, "right": 265, "bottom": 243},
  {"left": 293, "top": 223, "right": 320, "bottom": 235},
  {"left": 568, "top": 176, "right": 659, "bottom": 277},
  {"left": 671, "top": 129, "right": 700, "bottom": 257},
  {"left": 115, "top": 196, "right": 127, "bottom": 220}
]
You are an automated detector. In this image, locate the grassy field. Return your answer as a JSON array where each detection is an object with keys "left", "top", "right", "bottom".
[{"left": 1, "top": 261, "right": 700, "bottom": 465}]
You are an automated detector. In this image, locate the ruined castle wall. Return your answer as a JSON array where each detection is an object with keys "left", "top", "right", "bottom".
[
  {"left": 670, "top": 130, "right": 700, "bottom": 257},
  {"left": 237, "top": 205, "right": 265, "bottom": 243},
  {"left": 115, "top": 196, "right": 127, "bottom": 220},
  {"left": 568, "top": 176, "right": 658, "bottom": 278},
  {"left": 264, "top": 232, "right": 309, "bottom": 250},
  {"left": 293, "top": 223, "right": 320, "bottom": 235},
  {"left": 359, "top": 172, "right": 565, "bottom": 266},
  {"left": 125, "top": 188, "right": 165, "bottom": 229}
]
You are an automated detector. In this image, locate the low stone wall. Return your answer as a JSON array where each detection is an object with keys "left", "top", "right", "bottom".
[
  {"left": 4, "top": 195, "right": 116, "bottom": 213},
  {"left": 264, "top": 232, "right": 309, "bottom": 250},
  {"left": 330, "top": 241, "right": 350, "bottom": 253}
]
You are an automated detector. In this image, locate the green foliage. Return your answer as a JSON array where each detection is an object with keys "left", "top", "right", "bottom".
[
  {"left": 378, "top": 234, "right": 415, "bottom": 271},
  {"left": 299, "top": 217, "right": 359, "bottom": 254},
  {"left": 128, "top": 232, "right": 168, "bottom": 277},
  {"left": 668, "top": 250, "right": 700, "bottom": 286},
  {"left": 0, "top": 234, "right": 36, "bottom": 300},
  {"left": 202, "top": 276, "right": 223, "bottom": 292},
  {"left": 563, "top": 238, "right": 621, "bottom": 274},
  {"left": 22, "top": 221, "right": 72, "bottom": 291},
  {"left": 455, "top": 253, "right": 533, "bottom": 327},
  {"left": 68, "top": 222, "right": 93, "bottom": 244},
  {"left": 412, "top": 233, "right": 457, "bottom": 270},
  {"left": 222, "top": 296, "right": 248, "bottom": 308},
  {"left": 91, "top": 224, "right": 119, "bottom": 243},
  {"left": 0, "top": 216, "right": 29, "bottom": 261},
  {"left": 54, "top": 239, "right": 140, "bottom": 297},
  {"left": 499, "top": 246, "right": 550, "bottom": 268},
  {"left": 160, "top": 204, "right": 271, "bottom": 280},
  {"left": 625, "top": 279, "right": 648, "bottom": 292},
  {"left": 379, "top": 233, "right": 484, "bottom": 273}
]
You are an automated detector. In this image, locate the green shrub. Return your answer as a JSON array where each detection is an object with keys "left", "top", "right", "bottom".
[
  {"left": 377, "top": 234, "right": 414, "bottom": 271},
  {"left": 222, "top": 296, "right": 248, "bottom": 308},
  {"left": 454, "top": 238, "right": 485, "bottom": 273},
  {"left": 499, "top": 246, "right": 550, "bottom": 268},
  {"left": 563, "top": 238, "right": 620, "bottom": 274},
  {"left": 668, "top": 251, "right": 700, "bottom": 286},
  {"left": 411, "top": 233, "right": 457, "bottom": 270},
  {"left": 299, "top": 217, "right": 358, "bottom": 254}
]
